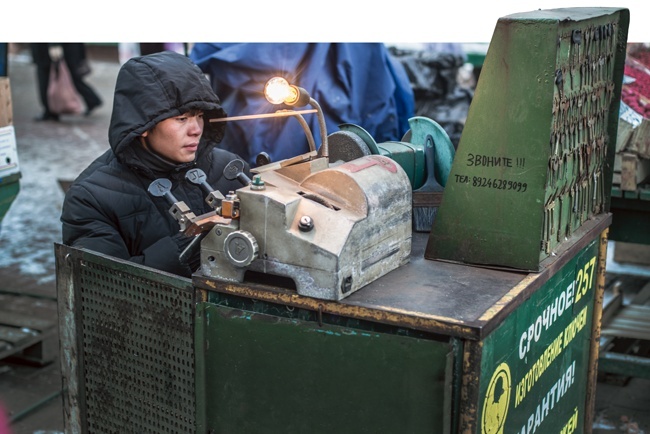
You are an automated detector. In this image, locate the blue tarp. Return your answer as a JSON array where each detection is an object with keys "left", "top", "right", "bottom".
[{"left": 190, "top": 43, "right": 415, "bottom": 165}]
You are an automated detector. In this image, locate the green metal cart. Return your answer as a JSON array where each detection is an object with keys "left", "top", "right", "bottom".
[
  {"left": 55, "top": 214, "right": 610, "bottom": 434},
  {"left": 54, "top": 7, "right": 629, "bottom": 433}
]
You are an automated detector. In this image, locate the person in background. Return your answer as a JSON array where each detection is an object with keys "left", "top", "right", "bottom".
[
  {"left": 31, "top": 43, "right": 102, "bottom": 121},
  {"left": 60, "top": 51, "right": 248, "bottom": 277}
]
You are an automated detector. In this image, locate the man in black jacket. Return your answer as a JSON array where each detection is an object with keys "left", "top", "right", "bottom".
[{"left": 61, "top": 51, "right": 247, "bottom": 277}]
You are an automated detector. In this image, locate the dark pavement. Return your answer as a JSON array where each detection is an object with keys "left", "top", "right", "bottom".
[{"left": 0, "top": 43, "right": 648, "bottom": 434}]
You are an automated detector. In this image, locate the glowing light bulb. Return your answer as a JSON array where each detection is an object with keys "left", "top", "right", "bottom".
[{"left": 265, "top": 77, "right": 292, "bottom": 104}]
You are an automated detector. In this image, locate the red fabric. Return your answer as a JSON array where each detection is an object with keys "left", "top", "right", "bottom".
[{"left": 0, "top": 400, "right": 12, "bottom": 434}]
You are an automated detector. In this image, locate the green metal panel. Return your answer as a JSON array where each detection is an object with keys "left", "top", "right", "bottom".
[
  {"left": 196, "top": 300, "right": 452, "bottom": 434},
  {"left": 0, "top": 173, "right": 20, "bottom": 222},
  {"left": 476, "top": 238, "right": 599, "bottom": 433},
  {"left": 55, "top": 244, "right": 196, "bottom": 433},
  {"left": 427, "top": 8, "right": 629, "bottom": 271}
]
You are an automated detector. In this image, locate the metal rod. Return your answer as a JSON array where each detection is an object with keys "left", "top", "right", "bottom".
[
  {"left": 209, "top": 109, "right": 318, "bottom": 123},
  {"left": 9, "top": 388, "right": 64, "bottom": 423}
]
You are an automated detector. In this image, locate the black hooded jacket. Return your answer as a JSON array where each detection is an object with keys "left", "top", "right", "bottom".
[{"left": 61, "top": 51, "right": 247, "bottom": 277}]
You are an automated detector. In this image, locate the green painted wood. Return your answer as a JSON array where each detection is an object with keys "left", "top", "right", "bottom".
[
  {"left": 0, "top": 175, "right": 20, "bottom": 222},
  {"left": 598, "top": 351, "right": 650, "bottom": 380}
]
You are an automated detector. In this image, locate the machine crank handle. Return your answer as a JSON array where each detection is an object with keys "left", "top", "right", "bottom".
[
  {"left": 224, "top": 159, "right": 251, "bottom": 186},
  {"left": 148, "top": 178, "right": 178, "bottom": 205},
  {"left": 185, "top": 168, "right": 225, "bottom": 209},
  {"left": 148, "top": 178, "right": 197, "bottom": 232}
]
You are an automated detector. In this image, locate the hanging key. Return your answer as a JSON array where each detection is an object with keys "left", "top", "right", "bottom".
[
  {"left": 541, "top": 205, "right": 549, "bottom": 252},
  {"left": 557, "top": 193, "right": 564, "bottom": 243},
  {"left": 572, "top": 29, "right": 582, "bottom": 66},
  {"left": 545, "top": 202, "right": 553, "bottom": 254},
  {"left": 549, "top": 199, "right": 556, "bottom": 238},
  {"left": 599, "top": 169, "right": 605, "bottom": 213},
  {"left": 581, "top": 179, "right": 589, "bottom": 222},
  {"left": 592, "top": 171, "right": 598, "bottom": 213},
  {"left": 562, "top": 152, "right": 569, "bottom": 187},
  {"left": 568, "top": 184, "right": 575, "bottom": 236}
]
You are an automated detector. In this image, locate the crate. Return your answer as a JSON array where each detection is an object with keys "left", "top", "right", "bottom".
[
  {"left": 427, "top": 8, "right": 629, "bottom": 271},
  {"left": 614, "top": 152, "right": 650, "bottom": 191},
  {"left": 0, "top": 309, "right": 56, "bottom": 365}
]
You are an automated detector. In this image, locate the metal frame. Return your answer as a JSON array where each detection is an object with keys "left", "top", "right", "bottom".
[{"left": 55, "top": 243, "right": 196, "bottom": 433}]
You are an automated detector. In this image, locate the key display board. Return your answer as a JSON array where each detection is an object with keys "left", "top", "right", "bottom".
[{"left": 427, "top": 8, "right": 629, "bottom": 271}]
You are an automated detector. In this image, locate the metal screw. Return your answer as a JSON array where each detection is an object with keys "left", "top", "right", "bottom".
[{"left": 298, "top": 215, "right": 314, "bottom": 232}]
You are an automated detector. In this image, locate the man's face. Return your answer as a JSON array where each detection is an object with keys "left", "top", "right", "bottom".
[{"left": 142, "top": 111, "right": 204, "bottom": 163}]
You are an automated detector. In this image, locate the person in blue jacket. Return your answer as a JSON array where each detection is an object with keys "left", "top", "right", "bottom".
[{"left": 190, "top": 43, "right": 415, "bottom": 166}]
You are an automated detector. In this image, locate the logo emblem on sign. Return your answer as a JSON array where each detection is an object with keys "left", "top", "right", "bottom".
[{"left": 481, "top": 362, "right": 511, "bottom": 434}]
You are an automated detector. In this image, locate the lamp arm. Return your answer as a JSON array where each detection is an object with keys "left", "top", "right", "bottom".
[
  {"left": 292, "top": 113, "right": 316, "bottom": 152},
  {"left": 309, "top": 98, "right": 328, "bottom": 158}
]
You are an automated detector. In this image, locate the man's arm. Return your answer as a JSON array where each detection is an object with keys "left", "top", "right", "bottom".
[{"left": 61, "top": 183, "right": 195, "bottom": 277}]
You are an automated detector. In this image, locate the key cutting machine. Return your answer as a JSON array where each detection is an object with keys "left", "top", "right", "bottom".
[{"left": 150, "top": 77, "right": 426, "bottom": 300}]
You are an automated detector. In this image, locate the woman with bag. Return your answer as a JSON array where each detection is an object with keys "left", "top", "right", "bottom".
[{"left": 31, "top": 43, "right": 103, "bottom": 121}]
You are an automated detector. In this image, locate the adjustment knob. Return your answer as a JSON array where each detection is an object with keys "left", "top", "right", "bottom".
[{"left": 223, "top": 231, "right": 259, "bottom": 267}]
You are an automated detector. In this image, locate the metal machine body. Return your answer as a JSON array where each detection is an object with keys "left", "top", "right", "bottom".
[
  {"left": 151, "top": 114, "right": 452, "bottom": 301},
  {"left": 199, "top": 154, "right": 412, "bottom": 300}
]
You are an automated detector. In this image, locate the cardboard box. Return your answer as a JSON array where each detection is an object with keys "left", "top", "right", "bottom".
[{"left": 0, "top": 77, "right": 13, "bottom": 127}]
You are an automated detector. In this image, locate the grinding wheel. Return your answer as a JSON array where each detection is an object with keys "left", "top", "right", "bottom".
[{"left": 320, "top": 130, "right": 372, "bottom": 163}]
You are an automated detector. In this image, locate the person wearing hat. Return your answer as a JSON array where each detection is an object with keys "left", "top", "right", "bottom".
[{"left": 61, "top": 51, "right": 248, "bottom": 277}]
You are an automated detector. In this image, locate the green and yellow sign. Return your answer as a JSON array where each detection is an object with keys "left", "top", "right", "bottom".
[{"left": 479, "top": 238, "right": 599, "bottom": 433}]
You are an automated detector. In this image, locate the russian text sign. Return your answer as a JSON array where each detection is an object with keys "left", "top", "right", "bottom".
[{"left": 478, "top": 238, "right": 598, "bottom": 434}]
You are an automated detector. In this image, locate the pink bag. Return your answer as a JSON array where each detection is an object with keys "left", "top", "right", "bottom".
[{"left": 47, "top": 59, "right": 83, "bottom": 115}]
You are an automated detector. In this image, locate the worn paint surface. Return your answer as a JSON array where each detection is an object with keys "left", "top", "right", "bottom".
[
  {"left": 201, "top": 154, "right": 412, "bottom": 300},
  {"left": 427, "top": 8, "right": 629, "bottom": 271},
  {"left": 55, "top": 244, "right": 196, "bottom": 434},
  {"left": 196, "top": 301, "right": 452, "bottom": 433},
  {"left": 196, "top": 277, "right": 474, "bottom": 338}
]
